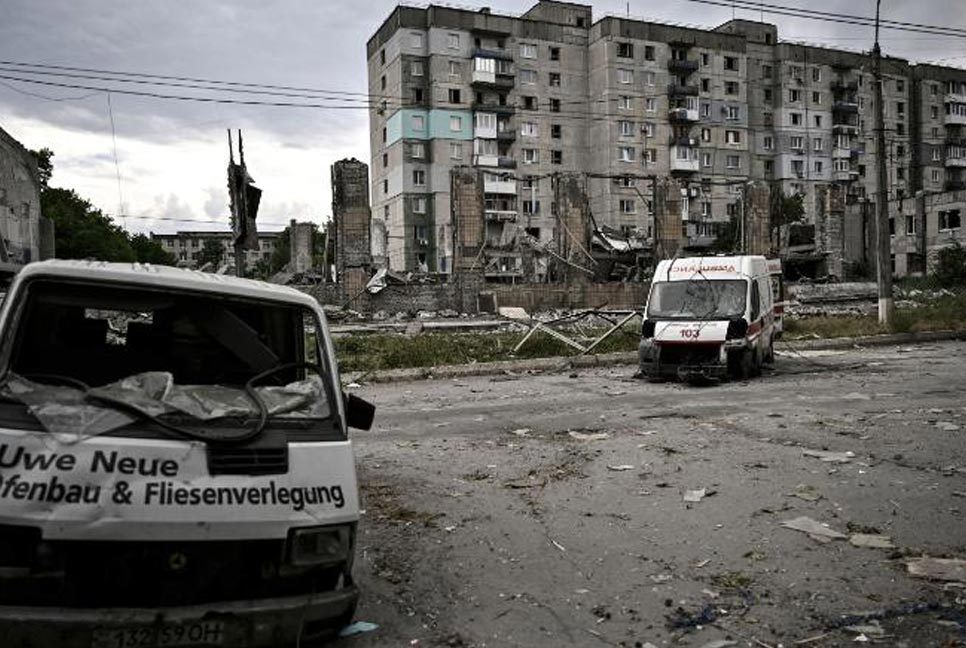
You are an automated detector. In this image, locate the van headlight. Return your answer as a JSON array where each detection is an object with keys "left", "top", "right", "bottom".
[{"left": 287, "top": 524, "right": 353, "bottom": 567}]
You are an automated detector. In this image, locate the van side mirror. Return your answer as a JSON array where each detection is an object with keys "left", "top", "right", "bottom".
[{"left": 344, "top": 393, "right": 375, "bottom": 431}]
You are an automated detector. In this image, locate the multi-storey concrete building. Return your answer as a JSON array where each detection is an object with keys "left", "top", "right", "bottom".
[
  {"left": 367, "top": 1, "right": 966, "bottom": 278},
  {"left": 151, "top": 229, "right": 281, "bottom": 271}
]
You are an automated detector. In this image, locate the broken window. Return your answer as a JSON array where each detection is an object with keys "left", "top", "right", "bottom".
[{"left": 7, "top": 281, "right": 329, "bottom": 401}]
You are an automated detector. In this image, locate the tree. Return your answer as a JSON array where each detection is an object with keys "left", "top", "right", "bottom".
[
  {"left": 933, "top": 242, "right": 966, "bottom": 287},
  {"left": 770, "top": 189, "right": 805, "bottom": 254},
  {"left": 130, "top": 234, "right": 176, "bottom": 265},
  {"left": 711, "top": 214, "right": 740, "bottom": 254},
  {"left": 41, "top": 187, "right": 135, "bottom": 261},
  {"left": 266, "top": 223, "right": 327, "bottom": 275},
  {"left": 196, "top": 238, "right": 225, "bottom": 269},
  {"left": 30, "top": 148, "right": 54, "bottom": 191}
]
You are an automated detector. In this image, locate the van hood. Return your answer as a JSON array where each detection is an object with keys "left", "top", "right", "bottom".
[{"left": 654, "top": 320, "right": 729, "bottom": 343}]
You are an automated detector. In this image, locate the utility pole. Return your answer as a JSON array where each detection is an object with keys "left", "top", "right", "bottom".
[{"left": 872, "top": 0, "right": 895, "bottom": 325}]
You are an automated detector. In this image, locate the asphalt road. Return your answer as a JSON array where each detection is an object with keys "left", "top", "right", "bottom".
[{"left": 334, "top": 341, "right": 966, "bottom": 647}]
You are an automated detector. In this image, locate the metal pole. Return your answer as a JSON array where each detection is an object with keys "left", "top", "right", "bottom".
[{"left": 872, "top": 0, "right": 894, "bottom": 325}]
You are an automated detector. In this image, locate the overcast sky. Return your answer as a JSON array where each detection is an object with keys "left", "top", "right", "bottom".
[{"left": 2, "top": 0, "right": 964, "bottom": 235}]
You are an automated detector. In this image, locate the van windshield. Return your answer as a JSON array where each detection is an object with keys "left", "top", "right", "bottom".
[
  {"left": 1, "top": 279, "right": 333, "bottom": 438},
  {"left": 647, "top": 279, "right": 748, "bottom": 320}
]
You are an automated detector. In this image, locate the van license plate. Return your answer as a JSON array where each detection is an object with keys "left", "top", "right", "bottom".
[{"left": 91, "top": 621, "right": 225, "bottom": 648}]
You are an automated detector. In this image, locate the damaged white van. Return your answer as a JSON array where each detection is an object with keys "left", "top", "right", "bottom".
[
  {"left": 638, "top": 256, "right": 777, "bottom": 382},
  {"left": 0, "top": 260, "right": 374, "bottom": 647}
]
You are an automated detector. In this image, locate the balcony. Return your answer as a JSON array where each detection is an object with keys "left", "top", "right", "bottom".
[
  {"left": 833, "top": 169, "right": 859, "bottom": 182},
  {"left": 832, "top": 119, "right": 859, "bottom": 133},
  {"left": 832, "top": 101, "right": 859, "bottom": 114},
  {"left": 484, "top": 178, "right": 517, "bottom": 194},
  {"left": 830, "top": 80, "right": 858, "bottom": 93},
  {"left": 945, "top": 89, "right": 966, "bottom": 104},
  {"left": 945, "top": 180, "right": 966, "bottom": 191},
  {"left": 471, "top": 70, "right": 514, "bottom": 89},
  {"left": 946, "top": 156, "right": 966, "bottom": 168},
  {"left": 668, "top": 83, "right": 699, "bottom": 97},
  {"left": 667, "top": 59, "right": 699, "bottom": 74},
  {"left": 474, "top": 154, "right": 499, "bottom": 167},
  {"left": 496, "top": 128, "right": 516, "bottom": 142},
  {"left": 669, "top": 107, "right": 700, "bottom": 122},
  {"left": 472, "top": 102, "right": 515, "bottom": 115},
  {"left": 670, "top": 135, "right": 698, "bottom": 147},
  {"left": 945, "top": 109, "right": 966, "bottom": 126},
  {"left": 832, "top": 147, "right": 851, "bottom": 159},
  {"left": 484, "top": 209, "right": 518, "bottom": 222},
  {"left": 670, "top": 146, "right": 699, "bottom": 173}
]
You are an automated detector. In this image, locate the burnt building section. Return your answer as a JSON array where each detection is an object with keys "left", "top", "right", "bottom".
[
  {"left": 0, "top": 126, "right": 53, "bottom": 265},
  {"left": 330, "top": 159, "right": 373, "bottom": 298}
]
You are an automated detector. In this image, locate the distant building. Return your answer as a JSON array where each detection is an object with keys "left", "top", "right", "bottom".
[
  {"left": 0, "top": 125, "right": 52, "bottom": 265},
  {"left": 151, "top": 229, "right": 282, "bottom": 270},
  {"left": 367, "top": 1, "right": 966, "bottom": 275}
]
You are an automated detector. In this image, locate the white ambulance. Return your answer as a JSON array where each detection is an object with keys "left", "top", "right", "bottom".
[
  {"left": 638, "top": 255, "right": 777, "bottom": 382},
  {"left": 0, "top": 260, "right": 374, "bottom": 647}
]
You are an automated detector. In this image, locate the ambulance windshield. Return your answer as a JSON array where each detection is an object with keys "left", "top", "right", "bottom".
[{"left": 647, "top": 279, "right": 747, "bottom": 320}]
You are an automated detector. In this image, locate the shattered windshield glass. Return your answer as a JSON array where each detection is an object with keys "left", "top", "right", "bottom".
[
  {"left": 0, "top": 279, "right": 332, "bottom": 437},
  {"left": 647, "top": 279, "right": 747, "bottom": 320}
]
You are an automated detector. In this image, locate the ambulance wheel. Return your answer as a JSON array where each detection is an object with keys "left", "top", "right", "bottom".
[
  {"left": 764, "top": 338, "right": 776, "bottom": 365},
  {"left": 729, "top": 350, "right": 754, "bottom": 381},
  {"left": 751, "top": 345, "right": 763, "bottom": 377}
]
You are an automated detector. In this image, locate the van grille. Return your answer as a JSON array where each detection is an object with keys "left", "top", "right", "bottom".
[
  {"left": 658, "top": 343, "right": 721, "bottom": 367},
  {"left": 206, "top": 446, "right": 289, "bottom": 476}
]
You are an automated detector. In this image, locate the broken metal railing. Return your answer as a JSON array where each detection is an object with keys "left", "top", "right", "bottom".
[{"left": 509, "top": 309, "right": 642, "bottom": 356}]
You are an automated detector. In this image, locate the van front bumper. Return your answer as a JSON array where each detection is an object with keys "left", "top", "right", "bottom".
[{"left": 0, "top": 587, "right": 359, "bottom": 648}]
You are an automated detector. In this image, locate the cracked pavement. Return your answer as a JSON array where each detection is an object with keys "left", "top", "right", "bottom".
[{"left": 334, "top": 340, "right": 966, "bottom": 647}]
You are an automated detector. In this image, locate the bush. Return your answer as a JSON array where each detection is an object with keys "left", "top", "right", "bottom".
[{"left": 933, "top": 242, "right": 966, "bottom": 287}]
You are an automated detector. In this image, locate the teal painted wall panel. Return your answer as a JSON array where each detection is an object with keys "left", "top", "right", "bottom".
[{"left": 385, "top": 108, "right": 472, "bottom": 145}]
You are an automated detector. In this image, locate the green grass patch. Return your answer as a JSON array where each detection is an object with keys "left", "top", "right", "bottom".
[
  {"left": 786, "top": 290, "right": 966, "bottom": 339},
  {"left": 335, "top": 291, "right": 966, "bottom": 372},
  {"left": 334, "top": 324, "right": 642, "bottom": 373}
]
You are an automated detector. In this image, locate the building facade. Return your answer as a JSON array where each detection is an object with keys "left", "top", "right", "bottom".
[
  {"left": 0, "top": 126, "right": 50, "bottom": 265},
  {"left": 368, "top": 1, "right": 966, "bottom": 276},
  {"left": 151, "top": 230, "right": 281, "bottom": 271}
]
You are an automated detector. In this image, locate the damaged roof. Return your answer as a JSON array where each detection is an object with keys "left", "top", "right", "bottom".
[{"left": 10, "top": 260, "right": 319, "bottom": 308}]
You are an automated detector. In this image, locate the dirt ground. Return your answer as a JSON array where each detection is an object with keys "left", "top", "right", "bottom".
[{"left": 333, "top": 340, "right": 966, "bottom": 647}]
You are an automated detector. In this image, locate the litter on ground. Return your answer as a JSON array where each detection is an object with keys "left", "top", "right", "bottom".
[{"left": 781, "top": 516, "right": 848, "bottom": 543}]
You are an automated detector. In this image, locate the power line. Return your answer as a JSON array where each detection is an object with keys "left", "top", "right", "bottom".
[
  {"left": 0, "top": 79, "right": 100, "bottom": 101},
  {"left": 106, "top": 92, "right": 124, "bottom": 221},
  {"left": 0, "top": 59, "right": 387, "bottom": 101},
  {"left": 0, "top": 74, "right": 379, "bottom": 109},
  {"left": 676, "top": 0, "right": 966, "bottom": 38},
  {"left": 0, "top": 66, "right": 393, "bottom": 106}
]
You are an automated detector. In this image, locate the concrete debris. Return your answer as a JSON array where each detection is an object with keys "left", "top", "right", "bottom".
[
  {"left": 905, "top": 557, "right": 966, "bottom": 582},
  {"left": 498, "top": 307, "right": 531, "bottom": 322},
  {"left": 338, "top": 621, "right": 379, "bottom": 637},
  {"left": 803, "top": 449, "right": 856, "bottom": 463},
  {"left": 683, "top": 488, "right": 708, "bottom": 503},
  {"left": 843, "top": 621, "right": 885, "bottom": 637},
  {"left": 510, "top": 428, "right": 532, "bottom": 437},
  {"left": 569, "top": 430, "right": 611, "bottom": 441},
  {"left": 792, "top": 484, "right": 823, "bottom": 501},
  {"left": 936, "top": 421, "right": 961, "bottom": 432},
  {"left": 607, "top": 464, "right": 635, "bottom": 472},
  {"left": 848, "top": 534, "right": 896, "bottom": 549},
  {"left": 699, "top": 641, "right": 738, "bottom": 648},
  {"left": 781, "top": 516, "right": 848, "bottom": 543}
]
